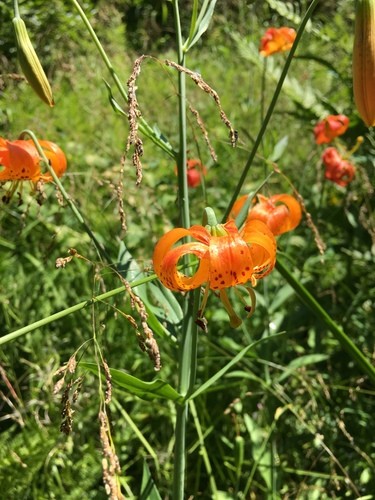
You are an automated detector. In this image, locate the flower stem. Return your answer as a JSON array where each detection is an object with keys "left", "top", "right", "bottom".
[
  {"left": 172, "top": 2, "right": 199, "bottom": 498},
  {"left": 173, "top": 0, "right": 190, "bottom": 230},
  {"left": 276, "top": 257, "right": 375, "bottom": 385},
  {"left": 223, "top": 0, "right": 321, "bottom": 220},
  {"left": 13, "top": 0, "right": 20, "bottom": 18},
  {"left": 0, "top": 271, "right": 158, "bottom": 347}
]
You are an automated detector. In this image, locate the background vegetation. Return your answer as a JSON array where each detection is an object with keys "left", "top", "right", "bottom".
[{"left": 0, "top": 0, "right": 374, "bottom": 498}]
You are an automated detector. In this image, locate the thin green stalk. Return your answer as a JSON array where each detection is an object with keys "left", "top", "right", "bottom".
[
  {"left": 276, "top": 257, "right": 375, "bottom": 384},
  {"left": 71, "top": 0, "right": 175, "bottom": 158},
  {"left": 173, "top": 0, "right": 190, "bottom": 230},
  {"left": 0, "top": 272, "right": 157, "bottom": 347},
  {"left": 223, "top": 0, "right": 320, "bottom": 220},
  {"left": 172, "top": 2, "right": 200, "bottom": 498},
  {"left": 20, "top": 129, "right": 110, "bottom": 262},
  {"left": 189, "top": 399, "right": 218, "bottom": 496},
  {"left": 13, "top": 0, "right": 20, "bottom": 17}
]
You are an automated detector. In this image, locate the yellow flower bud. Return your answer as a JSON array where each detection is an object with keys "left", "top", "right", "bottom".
[
  {"left": 13, "top": 16, "right": 54, "bottom": 107},
  {"left": 353, "top": 0, "right": 375, "bottom": 126}
]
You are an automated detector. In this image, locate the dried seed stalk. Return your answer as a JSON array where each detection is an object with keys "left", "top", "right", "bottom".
[
  {"left": 99, "top": 411, "right": 123, "bottom": 500},
  {"left": 165, "top": 60, "right": 238, "bottom": 147},
  {"left": 126, "top": 55, "right": 147, "bottom": 185},
  {"left": 119, "top": 274, "right": 161, "bottom": 371},
  {"left": 188, "top": 104, "right": 217, "bottom": 161}
]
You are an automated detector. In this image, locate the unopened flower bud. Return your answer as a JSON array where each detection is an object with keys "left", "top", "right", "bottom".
[
  {"left": 353, "top": 0, "right": 375, "bottom": 126},
  {"left": 13, "top": 16, "right": 54, "bottom": 107}
]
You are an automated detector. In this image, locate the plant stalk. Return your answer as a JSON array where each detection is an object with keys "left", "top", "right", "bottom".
[{"left": 172, "top": 1, "right": 200, "bottom": 498}]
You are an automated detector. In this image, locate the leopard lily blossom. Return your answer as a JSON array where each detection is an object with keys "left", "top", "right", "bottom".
[
  {"left": 153, "top": 208, "right": 276, "bottom": 328},
  {"left": 259, "top": 27, "right": 297, "bottom": 57},
  {"left": 313, "top": 115, "right": 350, "bottom": 144},
  {"left": 231, "top": 193, "right": 302, "bottom": 236},
  {"left": 0, "top": 137, "right": 67, "bottom": 202}
]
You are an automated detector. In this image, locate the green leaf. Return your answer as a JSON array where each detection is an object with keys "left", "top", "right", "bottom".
[
  {"left": 140, "top": 460, "right": 162, "bottom": 500},
  {"left": 269, "top": 135, "right": 289, "bottom": 162},
  {"left": 81, "top": 362, "right": 183, "bottom": 403},
  {"left": 184, "top": 0, "right": 218, "bottom": 52}
]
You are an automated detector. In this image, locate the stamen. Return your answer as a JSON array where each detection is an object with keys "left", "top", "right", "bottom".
[
  {"left": 219, "top": 289, "right": 242, "bottom": 328},
  {"left": 234, "top": 286, "right": 257, "bottom": 319},
  {"left": 345, "top": 136, "right": 363, "bottom": 157},
  {"left": 196, "top": 283, "right": 210, "bottom": 332}
]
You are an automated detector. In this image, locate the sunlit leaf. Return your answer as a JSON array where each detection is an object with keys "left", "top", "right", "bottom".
[{"left": 81, "top": 362, "right": 184, "bottom": 403}]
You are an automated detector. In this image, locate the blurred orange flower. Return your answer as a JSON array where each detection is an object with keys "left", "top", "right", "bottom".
[
  {"left": 322, "top": 147, "right": 356, "bottom": 187},
  {"left": 0, "top": 138, "right": 67, "bottom": 183},
  {"left": 259, "top": 27, "right": 297, "bottom": 56},
  {"left": 231, "top": 193, "right": 302, "bottom": 236},
  {"left": 174, "top": 158, "right": 207, "bottom": 188},
  {"left": 313, "top": 115, "right": 349, "bottom": 144},
  {"left": 153, "top": 217, "right": 276, "bottom": 327}
]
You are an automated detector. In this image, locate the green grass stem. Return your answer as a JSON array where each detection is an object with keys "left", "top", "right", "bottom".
[{"left": 0, "top": 273, "right": 157, "bottom": 346}]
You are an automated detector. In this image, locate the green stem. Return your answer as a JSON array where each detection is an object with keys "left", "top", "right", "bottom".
[
  {"left": 0, "top": 272, "right": 158, "bottom": 347},
  {"left": 172, "top": 2, "right": 200, "bottom": 498},
  {"left": 173, "top": 1, "right": 190, "bottom": 230},
  {"left": 20, "top": 129, "right": 110, "bottom": 262},
  {"left": 13, "top": 0, "right": 20, "bottom": 18},
  {"left": 70, "top": 0, "right": 175, "bottom": 158},
  {"left": 223, "top": 0, "right": 320, "bottom": 220},
  {"left": 276, "top": 257, "right": 375, "bottom": 384},
  {"left": 173, "top": 289, "right": 200, "bottom": 499}
]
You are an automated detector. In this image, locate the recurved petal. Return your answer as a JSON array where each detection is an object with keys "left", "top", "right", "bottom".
[
  {"left": 270, "top": 194, "right": 302, "bottom": 233},
  {"left": 153, "top": 227, "right": 211, "bottom": 291},
  {"left": 159, "top": 242, "right": 210, "bottom": 291},
  {"left": 35, "top": 140, "right": 67, "bottom": 180},
  {"left": 153, "top": 228, "right": 191, "bottom": 276},
  {"left": 241, "top": 219, "right": 277, "bottom": 279}
]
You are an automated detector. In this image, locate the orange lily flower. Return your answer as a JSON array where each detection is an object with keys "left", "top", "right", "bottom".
[
  {"left": 313, "top": 115, "right": 349, "bottom": 144},
  {"left": 321, "top": 147, "right": 356, "bottom": 187},
  {"left": 231, "top": 193, "right": 302, "bottom": 236},
  {"left": 259, "top": 27, "right": 297, "bottom": 57},
  {"left": 153, "top": 212, "right": 276, "bottom": 328},
  {"left": 0, "top": 138, "right": 66, "bottom": 182}
]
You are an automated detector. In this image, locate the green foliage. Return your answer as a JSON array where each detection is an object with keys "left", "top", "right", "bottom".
[{"left": 1, "top": 0, "right": 375, "bottom": 498}]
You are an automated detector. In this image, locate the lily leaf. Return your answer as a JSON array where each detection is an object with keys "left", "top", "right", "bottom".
[
  {"left": 184, "top": 0, "right": 218, "bottom": 52},
  {"left": 276, "top": 353, "right": 329, "bottom": 382},
  {"left": 269, "top": 135, "right": 289, "bottom": 162},
  {"left": 81, "top": 362, "right": 184, "bottom": 403}
]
